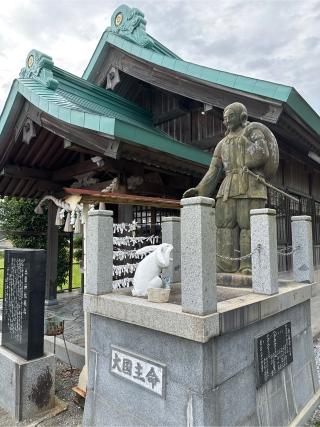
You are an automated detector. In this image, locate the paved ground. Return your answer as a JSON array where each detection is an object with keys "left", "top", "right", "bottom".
[{"left": 46, "top": 291, "right": 84, "bottom": 348}]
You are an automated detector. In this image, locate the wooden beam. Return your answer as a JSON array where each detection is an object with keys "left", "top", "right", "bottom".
[
  {"left": 41, "top": 114, "right": 120, "bottom": 158},
  {"left": 0, "top": 165, "right": 50, "bottom": 180},
  {"left": 52, "top": 159, "right": 119, "bottom": 182},
  {"left": 45, "top": 201, "right": 58, "bottom": 303},
  {"left": 64, "top": 139, "right": 98, "bottom": 155},
  {"left": 64, "top": 188, "right": 180, "bottom": 209}
]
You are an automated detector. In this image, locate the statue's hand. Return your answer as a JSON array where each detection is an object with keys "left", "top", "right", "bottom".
[{"left": 182, "top": 188, "right": 199, "bottom": 198}]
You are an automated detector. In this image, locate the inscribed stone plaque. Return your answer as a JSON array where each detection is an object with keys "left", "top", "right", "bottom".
[
  {"left": 255, "top": 322, "right": 293, "bottom": 387},
  {"left": 110, "top": 345, "right": 166, "bottom": 398},
  {"left": 2, "top": 249, "right": 46, "bottom": 360}
]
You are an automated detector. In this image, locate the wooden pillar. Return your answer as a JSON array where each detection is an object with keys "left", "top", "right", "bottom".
[
  {"left": 68, "top": 232, "right": 73, "bottom": 292},
  {"left": 45, "top": 201, "right": 58, "bottom": 305},
  {"left": 118, "top": 204, "right": 133, "bottom": 223}
]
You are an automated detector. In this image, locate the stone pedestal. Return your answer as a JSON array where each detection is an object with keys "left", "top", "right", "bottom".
[
  {"left": 161, "top": 216, "right": 181, "bottom": 284},
  {"left": 291, "top": 216, "right": 314, "bottom": 283},
  {"left": 83, "top": 283, "right": 320, "bottom": 426},
  {"left": 180, "top": 197, "right": 216, "bottom": 315},
  {"left": 250, "top": 208, "right": 278, "bottom": 295},
  {"left": 0, "top": 346, "right": 55, "bottom": 421}
]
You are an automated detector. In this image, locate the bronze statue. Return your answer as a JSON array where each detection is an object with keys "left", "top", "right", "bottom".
[{"left": 183, "top": 102, "right": 279, "bottom": 274}]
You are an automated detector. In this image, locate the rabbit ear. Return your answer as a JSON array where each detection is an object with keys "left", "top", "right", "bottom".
[
  {"left": 156, "top": 244, "right": 167, "bottom": 266},
  {"left": 135, "top": 245, "right": 158, "bottom": 255},
  {"left": 156, "top": 244, "right": 172, "bottom": 267}
]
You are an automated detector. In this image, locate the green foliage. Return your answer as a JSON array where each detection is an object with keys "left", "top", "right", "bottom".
[
  {"left": 0, "top": 197, "right": 69, "bottom": 288},
  {"left": 73, "top": 235, "right": 83, "bottom": 263}
]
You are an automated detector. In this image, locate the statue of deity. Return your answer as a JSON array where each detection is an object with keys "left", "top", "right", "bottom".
[{"left": 183, "top": 102, "right": 279, "bottom": 274}]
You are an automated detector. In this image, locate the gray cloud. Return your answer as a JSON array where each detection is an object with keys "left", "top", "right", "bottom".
[{"left": 0, "top": 0, "right": 319, "bottom": 114}]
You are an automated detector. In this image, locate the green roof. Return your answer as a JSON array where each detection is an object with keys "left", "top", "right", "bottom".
[
  {"left": 83, "top": 4, "right": 320, "bottom": 138},
  {"left": 0, "top": 49, "right": 211, "bottom": 167}
]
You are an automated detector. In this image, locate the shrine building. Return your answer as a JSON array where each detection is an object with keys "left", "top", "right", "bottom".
[{"left": 0, "top": 4, "right": 320, "bottom": 285}]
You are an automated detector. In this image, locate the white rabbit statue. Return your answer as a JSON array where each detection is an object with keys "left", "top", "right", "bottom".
[{"left": 131, "top": 243, "right": 173, "bottom": 297}]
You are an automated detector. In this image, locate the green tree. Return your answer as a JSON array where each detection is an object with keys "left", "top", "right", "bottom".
[{"left": 0, "top": 197, "right": 69, "bottom": 287}]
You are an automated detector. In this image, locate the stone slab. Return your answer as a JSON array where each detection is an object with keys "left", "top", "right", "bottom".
[
  {"left": 2, "top": 249, "right": 46, "bottom": 360},
  {"left": 0, "top": 346, "right": 55, "bottom": 421},
  {"left": 84, "top": 282, "right": 314, "bottom": 342},
  {"left": 83, "top": 292, "right": 220, "bottom": 343}
]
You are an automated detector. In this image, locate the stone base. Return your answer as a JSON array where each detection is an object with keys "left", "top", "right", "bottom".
[
  {"left": 217, "top": 272, "right": 252, "bottom": 287},
  {"left": 83, "top": 284, "right": 319, "bottom": 426},
  {"left": 0, "top": 346, "right": 56, "bottom": 421}
]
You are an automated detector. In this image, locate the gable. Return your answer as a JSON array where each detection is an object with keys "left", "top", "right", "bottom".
[{"left": 83, "top": 4, "right": 320, "bottom": 140}]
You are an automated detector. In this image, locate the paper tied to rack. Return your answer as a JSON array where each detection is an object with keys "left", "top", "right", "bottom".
[
  {"left": 113, "top": 262, "right": 139, "bottom": 277},
  {"left": 113, "top": 235, "right": 159, "bottom": 247},
  {"left": 113, "top": 221, "right": 139, "bottom": 235},
  {"left": 113, "top": 277, "right": 134, "bottom": 289},
  {"left": 113, "top": 249, "right": 148, "bottom": 261}
]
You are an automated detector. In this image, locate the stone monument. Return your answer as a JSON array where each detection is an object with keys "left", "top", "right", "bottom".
[
  {"left": 183, "top": 102, "right": 279, "bottom": 277},
  {"left": 0, "top": 249, "right": 56, "bottom": 421}
]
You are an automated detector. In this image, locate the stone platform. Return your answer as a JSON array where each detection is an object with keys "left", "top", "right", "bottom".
[{"left": 83, "top": 281, "right": 320, "bottom": 426}]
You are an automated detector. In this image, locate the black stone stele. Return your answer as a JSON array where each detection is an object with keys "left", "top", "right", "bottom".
[
  {"left": 2, "top": 249, "right": 46, "bottom": 360},
  {"left": 255, "top": 322, "right": 293, "bottom": 387}
]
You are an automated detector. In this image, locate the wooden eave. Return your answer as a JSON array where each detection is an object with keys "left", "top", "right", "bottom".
[
  {"left": 0, "top": 96, "right": 206, "bottom": 199},
  {"left": 92, "top": 46, "right": 284, "bottom": 125}
]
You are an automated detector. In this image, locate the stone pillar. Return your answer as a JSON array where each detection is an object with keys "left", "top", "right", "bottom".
[
  {"left": 86, "top": 210, "right": 113, "bottom": 295},
  {"left": 291, "top": 215, "right": 314, "bottom": 283},
  {"left": 250, "top": 208, "right": 278, "bottom": 295},
  {"left": 161, "top": 217, "right": 181, "bottom": 284},
  {"left": 180, "top": 197, "right": 216, "bottom": 315}
]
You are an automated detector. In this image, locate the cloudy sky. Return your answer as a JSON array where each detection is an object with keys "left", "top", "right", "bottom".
[{"left": 0, "top": 0, "right": 319, "bottom": 114}]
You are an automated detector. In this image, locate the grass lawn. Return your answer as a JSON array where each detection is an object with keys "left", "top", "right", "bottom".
[
  {"left": 0, "top": 251, "right": 81, "bottom": 298},
  {"left": 60, "top": 262, "right": 82, "bottom": 292}
]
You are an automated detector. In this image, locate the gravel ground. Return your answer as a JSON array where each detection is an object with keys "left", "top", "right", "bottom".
[{"left": 38, "top": 361, "right": 83, "bottom": 427}]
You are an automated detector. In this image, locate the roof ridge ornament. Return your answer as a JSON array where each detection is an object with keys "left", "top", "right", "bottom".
[
  {"left": 108, "top": 4, "right": 155, "bottom": 49},
  {"left": 19, "top": 49, "right": 59, "bottom": 90}
]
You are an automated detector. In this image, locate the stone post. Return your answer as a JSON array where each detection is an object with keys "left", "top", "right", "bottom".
[
  {"left": 180, "top": 197, "right": 216, "bottom": 315},
  {"left": 161, "top": 216, "right": 181, "bottom": 284},
  {"left": 250, "top": 208, "right": 278, "bottom": 295},
  {"left": 86, "top": 210, "right": 113, "bottom": 295},
  {"left": 291, "top": 216, "right": 314, "bottom": 283}
]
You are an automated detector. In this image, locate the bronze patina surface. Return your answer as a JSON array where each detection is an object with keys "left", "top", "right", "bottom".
[{"left": 183, "top": 102, "right": 279, "bottom": 275}]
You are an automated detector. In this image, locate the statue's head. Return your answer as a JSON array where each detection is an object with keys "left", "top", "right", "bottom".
[{"left": 223, "top": 102, "right": 248, "bottom": 132}]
